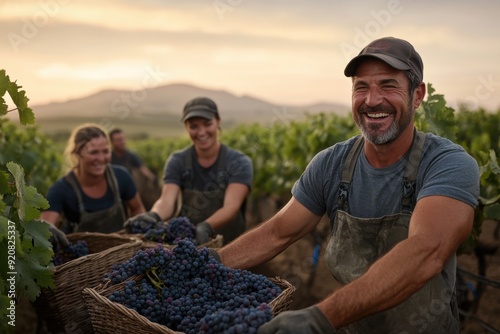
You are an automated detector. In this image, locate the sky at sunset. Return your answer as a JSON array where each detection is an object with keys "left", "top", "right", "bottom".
[{"left": 2, "top": 0, "right": 500, "bottom": 111}]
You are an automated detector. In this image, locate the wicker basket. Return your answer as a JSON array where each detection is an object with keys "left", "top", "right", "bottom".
[
  {"left": 33, "top": 232, "right": 143, "bottom": 334},
  {"left": 82, "top": 276, "right": 295, "bottom": 334}
]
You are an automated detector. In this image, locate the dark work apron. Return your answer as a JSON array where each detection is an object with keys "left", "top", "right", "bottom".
[
  {"left": 179, "top": 145, "right": 245, "bottom": 245},
  {"left": 64, "top": 167, "right": 127, "bottom": 233},
  {"left": 324, "top": 131, "right": 460, "bottom": 334}
]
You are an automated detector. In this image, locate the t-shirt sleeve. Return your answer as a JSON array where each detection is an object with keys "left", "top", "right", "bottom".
[
  {"left": 163, "top": 152, "right": 184, "bottom": 185},
  {"left": 417, "top": 140, "right": 480, "bottom": 208},
  {"left": 226, "top": 153, "right": 253, "bottom": 188},
  {"left": 291, "top": 149, "right": 330, "bottom": 216},
  {"left": 45, "top": 179, "right": 67, "bottom": 213},
  {"left": 113, "top": 166, "right": 138, "bottom": 201}
]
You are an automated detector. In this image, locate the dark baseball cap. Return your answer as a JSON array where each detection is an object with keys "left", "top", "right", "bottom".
[
  {"left": 181, "top": 97, "right": 220, "bottom": 122},
  {"left": 344, "top": 37, "right": 423, "bottom": 82}
]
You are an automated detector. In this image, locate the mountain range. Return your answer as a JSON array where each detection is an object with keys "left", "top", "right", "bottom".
[{"left": 31, "top": 83, "right": 350, "bottom": 138}]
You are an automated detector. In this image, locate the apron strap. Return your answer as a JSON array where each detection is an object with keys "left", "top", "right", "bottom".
[
  {"left": 65, "top": 171, "right": 86, "bottom": 217},
  {"left": 337, "top": 135, "right": 364, "bottom": 210},
  {"left": 401, "top": 130, "right": 426, "bottom": 213},
  {"left": 183, "top": 145, "right": 195, "bottom": 189}
]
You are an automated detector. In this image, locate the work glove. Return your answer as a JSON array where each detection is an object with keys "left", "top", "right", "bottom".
[
  {"left": 195, "top": 221, "right": 214, "bottom": 245},
  {"left": 46, "top": 223, "right": 69, "bottom": 248},
  {"left": 258, "top": 306, "right": 336, "bottom": 334},
  {"left": 208, "top": 248, "right": 221, "bottom": 263},
  {"left": 123, "top": 211, "right": 162, "bottom": 232}
]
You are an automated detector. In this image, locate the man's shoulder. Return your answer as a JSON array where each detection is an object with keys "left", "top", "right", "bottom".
[
  {"left": 110, "top": 164, "right": 131, "bottom": 176},
  {"left": 422, "top": 133, "right": 472, "bottom": 160},
  {"left": 125, "top": 149, "right": 140, "bottom": 158}
]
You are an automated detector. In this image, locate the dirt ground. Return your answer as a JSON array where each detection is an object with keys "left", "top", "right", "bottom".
[{"left": 14, "top": 197, "right": 500, "bottom": 334}]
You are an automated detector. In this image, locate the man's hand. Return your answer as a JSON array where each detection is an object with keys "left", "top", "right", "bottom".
[
  {"left": 123, "top": 211, "right": 161, "bottom": 232},
  {"left": 195, "top": 221, "right": 214, "bottom": 245},
  {"left": 46, "top": 223, "right": 69, "bottom": 247},
  {"left": 258, "top": 306, "right": 336, "bottom": 334}
]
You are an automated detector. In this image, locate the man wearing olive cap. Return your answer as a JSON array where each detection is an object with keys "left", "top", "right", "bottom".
[{"left": 216, "top": 37, "right": 479, "bottom": 333}]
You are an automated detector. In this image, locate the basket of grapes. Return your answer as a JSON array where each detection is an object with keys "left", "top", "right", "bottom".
[
  {"left": 34, "top": 232, "right": 143, "bottom": 334},
  {"left": 123, "top": 216, "right": 224, "bottom": 249},
  {"left": 82, "top": 239, "right": 296, "bottom": 333}
]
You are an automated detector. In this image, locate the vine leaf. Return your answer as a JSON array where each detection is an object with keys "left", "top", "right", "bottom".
[
  {"left": 0, "top": 70, "right": 8, "bottom": 116},
  {"left": 4, "top": 162, "right": 54, "bottom": 301},
  {"left": 7, "top": 80, "right": 35, "bottom": 125},
  {"left": 16, "top": 234, "right": 55, "bottom": 301},
  {"left": 0, "top": 69, "right": 35, "bottom": 125},
  {"left": 6, "top": 162, "right": 49, "bottom": 221}
]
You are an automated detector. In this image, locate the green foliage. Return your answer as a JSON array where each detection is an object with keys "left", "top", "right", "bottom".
[
  {"left": 0, "top": 70, "right": 34, "bottom": 125},
  {"left": 0, "top": 70, "right": 56, "bottom": 334},
  {"left": 0, "top": 119, "right": 62, "bottom": 195},
  {"left": 130, "top": 136, "right": 191, "bottom": 176},
  {"left": 415, "top": 83, "right": 458, "bottom": 140}
]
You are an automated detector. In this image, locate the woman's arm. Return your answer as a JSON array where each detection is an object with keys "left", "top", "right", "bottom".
[
  {"left": 204, "top": 183, "right": 249, "bottom": 230},
  {"left": 150, "top": 183, "right": 181, "bottom": 221},
  {"left": 126, "top": 193, "right": 146, "bottom": 217}
]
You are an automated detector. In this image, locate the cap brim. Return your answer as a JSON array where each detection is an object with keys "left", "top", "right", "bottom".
[
  {"left": 181, "top": 110, "right": 216, "bottom": 122},
  {"left": 344, "top": 54, "right": 411, "bottom": 77}
]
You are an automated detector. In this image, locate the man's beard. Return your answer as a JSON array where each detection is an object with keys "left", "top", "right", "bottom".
[{"left": 356, "top": 101, "right": 414, "bottom": 145}]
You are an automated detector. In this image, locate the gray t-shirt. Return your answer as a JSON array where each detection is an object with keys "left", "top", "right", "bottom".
[
  {"left": 292, "top": 133, "right": 480, "bottom": 220},
  {"left": 162, "top": 145, "right": 253, "bottom": 191}
]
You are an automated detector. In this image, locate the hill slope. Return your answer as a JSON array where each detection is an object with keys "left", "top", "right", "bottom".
[{"left": 31, "top": 83, "right": 349, "bottom": 138}]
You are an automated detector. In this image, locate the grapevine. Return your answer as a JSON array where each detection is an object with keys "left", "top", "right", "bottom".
[{"left": 1, "top": 70, "right": 58, "bottom": 334}]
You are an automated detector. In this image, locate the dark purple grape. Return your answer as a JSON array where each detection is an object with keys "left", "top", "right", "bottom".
[{"left": 52, "top": 240, "right": 89, "bottom": 265}]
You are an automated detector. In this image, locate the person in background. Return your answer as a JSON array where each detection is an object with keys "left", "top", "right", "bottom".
[
  {"left": 124, "top": 97, "right": 253, "bottom": 245},
  {"left": 41, "top": 123, "right": 145, "bottom": 242},
  {"left": 214, "top": 37, "right": 480, "bottom": 334},
  {"left": 109, "top": 128, "right": 157, "bottom": 182}
]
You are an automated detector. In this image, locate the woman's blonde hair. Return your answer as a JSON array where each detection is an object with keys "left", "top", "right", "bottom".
[{"left": 63, "top": 123, "right": 109, "bottom": 171}]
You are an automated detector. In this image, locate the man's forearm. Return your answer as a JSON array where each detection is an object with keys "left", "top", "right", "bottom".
[{"left": 219, "top": 219, "right": 288, "bottom": 269}]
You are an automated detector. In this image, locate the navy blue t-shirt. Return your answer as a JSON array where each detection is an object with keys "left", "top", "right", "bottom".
[{"left": 45, "top": 165, "right": 137, "bottom": 224}]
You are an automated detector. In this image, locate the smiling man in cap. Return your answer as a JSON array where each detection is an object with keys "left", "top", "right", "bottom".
[{"left": 213, "top": 37, "right": 479, "bottom": 333}]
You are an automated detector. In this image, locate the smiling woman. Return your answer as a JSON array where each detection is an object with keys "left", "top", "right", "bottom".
[
  {"left": 124, "top": 97, "right": 254, "bottom": 246},
  {"left": 39, "top": 123, "right": 146, "bottom": 239}
]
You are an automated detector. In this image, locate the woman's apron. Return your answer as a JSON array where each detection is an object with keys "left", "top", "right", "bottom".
[
  {"left": 324, "top": 131, "right": 460, "bottom": 334},
  {"left": 179, "top": 145, "right": 245, "bottom": 245},
  {"left": 64, "top": 167, "right": 127, "bottom": 233}
]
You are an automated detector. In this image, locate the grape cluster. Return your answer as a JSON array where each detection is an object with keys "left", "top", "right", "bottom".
[
  {"left": 104, "top": 239, "right": 281, "bottom": 333},
  {"left": 144, "top": 216, "right": 196, "bottom": 244},
  {"left": 52, "top": 240, "right": 89, "bottom": 266},
  {"left": 127, "top": 217, "right": 158, "bottom": 234}
]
